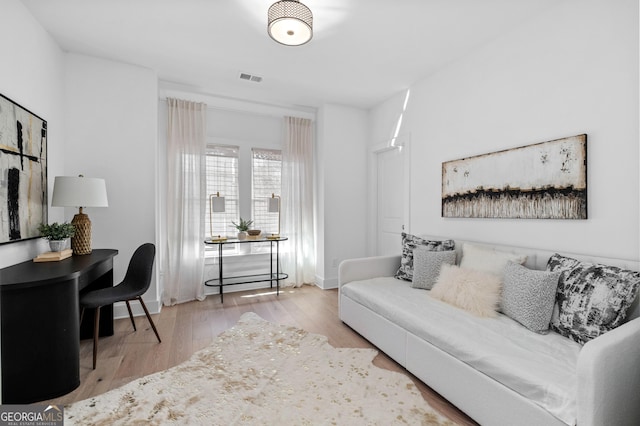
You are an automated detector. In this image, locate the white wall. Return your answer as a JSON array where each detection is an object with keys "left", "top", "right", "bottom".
[
  {"left": 156, "top": 89, "right": 315, "bottom": 297},
  {"left": 0, "top": 0, "right": 67, "bottom": 404},
  {"left": 64, "top": 54, "right": 159, "bottom": 312},
  {"left": 316, "top": 104, "right": 369, "bottom": 288},
  {"left": 208, "top": 108, "right": 282, "bottom": 227},
  {"left": 203, "top": 108, "right": 285, "bottom": 294},
  {"left": 369, "top": 0, "right": 639, "bottom": 261},
  {"left": 0, "top": 7, "right": 160, "bottom": 291},
  {"left": 0, "top": 0, "right": 65, "bottom": 268}
]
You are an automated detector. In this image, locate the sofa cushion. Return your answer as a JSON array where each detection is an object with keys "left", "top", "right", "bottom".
[
  {"left": 430, "top": 264, "right": 501, "bottom": 317},
  {"left": 502, "top": 262, "right": 561, "bottom": 333},
  {"left": 395, "top": 233, "right": 455, "bottom": 281},
  {"left": 411, "top": 248, "right": 456, "bottom": 290},
  {"left": 340, "top": 277, "right": 580, "bottom": 425},
  {"left": 460, "top": 243, "right": 527, "bottom": 277},
  {"left": 547, "top": 253, "right": 640, "bottom": 344}
]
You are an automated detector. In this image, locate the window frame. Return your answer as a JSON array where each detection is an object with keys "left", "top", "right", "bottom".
[
  {"left": 251, "top": 147, "right": 282, "bottom": 237},
  {"left": 204, "top": 139, "right": 282, "bottom": 257},
  {"left": 205, "top": 143, "right": 240, "bottom": 238}
]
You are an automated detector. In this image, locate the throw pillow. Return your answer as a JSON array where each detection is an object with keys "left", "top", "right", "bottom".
[
  {"left": 394, "top": 233, "right": 455, "bottom": 281},
  {"left": 430, "top": 264, "right": 501, "bottom": 317},
  {"left": 412, "top": 248, "right": 457, "bottom": 290},
  {"left": 460, "top": 243, "right": 527, "bottom": 277},
  {"left": 502, "top": 262, "right": 561, "bottom": 333},
  {"left": 547, "top": 253, "right": 640, "bottom": 344}
]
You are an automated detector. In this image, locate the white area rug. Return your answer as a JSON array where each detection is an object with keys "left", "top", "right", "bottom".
[{"left": 65, "top": 312, "right": 456, "bottom": 425}]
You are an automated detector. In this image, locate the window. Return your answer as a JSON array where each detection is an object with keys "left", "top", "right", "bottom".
[
  {"left": 205, "top": 144, "right": 281, "bottom": 256},
  {"left": 205, "top": 145, "right": 239, "bottom": 238},
  {"left": 252, "top": 148, "right": 282, "bottom": 236}
]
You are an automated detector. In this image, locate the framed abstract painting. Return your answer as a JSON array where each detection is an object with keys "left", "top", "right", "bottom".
[
  {"left": 442, "top": 134, "right": 587, "bottom": 219},
  {"left": 0, "top": 93, "right": 47, "bottom": 244}
]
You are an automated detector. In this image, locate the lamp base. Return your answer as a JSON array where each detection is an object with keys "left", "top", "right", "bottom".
[{"left": 71, "top": 212, "right": 92, "bottom": 255}]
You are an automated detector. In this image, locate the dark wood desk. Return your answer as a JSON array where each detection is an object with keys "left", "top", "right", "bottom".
[{"left": 0, "top": 249, "right": 118, "bottom": 403}]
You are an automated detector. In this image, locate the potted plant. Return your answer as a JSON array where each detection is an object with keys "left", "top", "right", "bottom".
[
  {"left": 231, "top": 218, "right": 253, "bottom": 240},
  {"left": 38, "top": 222, "right": 76, "bottom": 252}
]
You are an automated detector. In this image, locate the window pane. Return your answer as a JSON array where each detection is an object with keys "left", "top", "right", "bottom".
[
  {"left": 252, "top": 148, "right": 281, "bottom": 237},
  {"left": 206, "top": 145, "right": 239, "bottom": 238}
]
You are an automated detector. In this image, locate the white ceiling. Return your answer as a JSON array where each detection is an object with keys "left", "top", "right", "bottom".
[{"left": 22, "top": 0, "right": 560, "bottom": 109}]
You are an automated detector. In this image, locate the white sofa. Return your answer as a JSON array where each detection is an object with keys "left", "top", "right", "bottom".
[{"left": 338, "top": 237, "right": 640, "bottom": 426}]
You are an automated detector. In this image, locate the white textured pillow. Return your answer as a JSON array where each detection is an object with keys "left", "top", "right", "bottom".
[
  {"left": 460, "top": 243, "right": 527, "bottom": 276},
  {"left": 430, "top": 264, "right": 501, "bottom": 317},
  {"left": 412, "top": 248, "right": 457, "bottom": 290}
]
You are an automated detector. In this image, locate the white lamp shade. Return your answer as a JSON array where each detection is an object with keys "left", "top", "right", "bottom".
[
  {"left": 51, "top": 176, "right": 109, "bottom": 207},
  {"left": 211, "top": 196, "right": 226, "bottom": 213},
  {"left": 268, "top": 196, "right": 280, "bottom": 213}
]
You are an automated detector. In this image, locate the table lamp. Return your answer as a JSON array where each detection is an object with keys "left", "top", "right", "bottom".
[
  {"left": 209, "top": 192, "right": 227, "bottom": 242},
  {"left": 267, "top": 193, "right": 281, "bottom": 239},
  {"left": 51, "top": 175, "right": 108, "bottom": 255}
]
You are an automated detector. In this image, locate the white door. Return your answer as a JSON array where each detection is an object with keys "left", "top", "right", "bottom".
[{"left": 376, "top": 146, "right": 408, "bottom": 256}]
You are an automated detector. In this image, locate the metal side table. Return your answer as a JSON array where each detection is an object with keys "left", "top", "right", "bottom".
[{"left": 204, "top": 237, "right": 288, "bottom": 303}]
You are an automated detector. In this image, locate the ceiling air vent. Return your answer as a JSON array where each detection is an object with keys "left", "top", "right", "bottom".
[{"left": 239, "top": 72, "right": 263, "bottom": 83}]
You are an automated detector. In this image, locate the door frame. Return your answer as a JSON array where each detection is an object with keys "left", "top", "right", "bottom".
[{"left": 368, "top": 133, "right": 411, "bottom": 256}]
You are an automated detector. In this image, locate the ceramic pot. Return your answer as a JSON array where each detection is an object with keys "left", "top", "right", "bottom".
[
  {"left": 49, "top": 238, "right": 69, "bottom": 252},
  {"left": 237, "top": 231, "right": 247, "bottom": 240}
]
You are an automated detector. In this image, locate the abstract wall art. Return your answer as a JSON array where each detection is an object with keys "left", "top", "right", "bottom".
[
  {"left": 442, "top": 134, "right": 587, "bottom": 219},
  {"left": 0, "top": 93, "right": 47, "bottom": 244}
]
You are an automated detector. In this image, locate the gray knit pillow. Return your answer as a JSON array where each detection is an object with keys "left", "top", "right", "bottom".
[
  {"left": 395, "top": 233, "right": 455, "bottom": 281},
  {"left": 502, "top": 262, "right": 561, "bottom": 333},
  {"left": 412, "top": 248, "right": 457, "bottom": 290}
]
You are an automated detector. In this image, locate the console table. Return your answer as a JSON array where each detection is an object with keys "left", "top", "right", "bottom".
[
  {"left": 204, "top": 237, "right": 287, "bottom": 303},
  {"left": 0, "top": 249, "right": 118, "bottom": 403}
]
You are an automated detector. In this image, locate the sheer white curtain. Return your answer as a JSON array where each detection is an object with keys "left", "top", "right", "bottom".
[
  {"left": 281, "top": 116, "right": 316, "bottom": 287},
  {"left": 164, "top": 98, "right": 207, "bottom": 305}
]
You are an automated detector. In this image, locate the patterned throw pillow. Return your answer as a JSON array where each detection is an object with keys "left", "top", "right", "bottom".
[
  {"left": 395, "top": 233, "right": 455, "bottom": 281},
  {"left": 547, "top": 253, "right": 640, "bottom": 344},
  {"left": 502, "top": 262, "right": 561, "bottom": 333},
  {"left": 412, "top": 248, "right": 457, "bottom": 290}
]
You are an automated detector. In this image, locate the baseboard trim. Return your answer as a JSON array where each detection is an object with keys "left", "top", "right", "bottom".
[
  {"left": 314, "top": 275, "right": 338, "bottom": 290},
  {"left": 114, "top": 299, "right": 162, "bottom": 319},
  {"left": 113, "top": 279, "right": 339, "bottom": 320}
]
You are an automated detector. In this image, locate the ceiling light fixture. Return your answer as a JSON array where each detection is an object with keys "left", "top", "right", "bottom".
[{"left": 268, "top": 0, "right": 313, "bottom": 46}]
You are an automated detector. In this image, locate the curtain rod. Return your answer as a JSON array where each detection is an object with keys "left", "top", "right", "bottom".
[{"left": 158, "top": 97, "right": 316, "bottom": 121}]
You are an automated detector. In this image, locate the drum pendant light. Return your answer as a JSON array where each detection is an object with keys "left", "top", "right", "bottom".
[{"left": 268, "top": 0, "right": 313, "bottom": 46}]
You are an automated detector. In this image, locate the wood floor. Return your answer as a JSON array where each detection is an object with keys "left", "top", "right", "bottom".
[{"left": 45, "top": 285, "right": 477, "bottom": 425}]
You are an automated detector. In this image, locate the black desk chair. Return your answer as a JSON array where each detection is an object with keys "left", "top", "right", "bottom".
[{"left": 79, "top": 243, "right": 161, "bottom": 369}]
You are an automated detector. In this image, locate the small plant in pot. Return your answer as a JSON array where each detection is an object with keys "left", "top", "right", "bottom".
[
  {"left": 231, "top": 218, "right": 253, "bottom": 240},
  {"left": 38, "top": 222, "right": 75, "bottom": 252}
]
